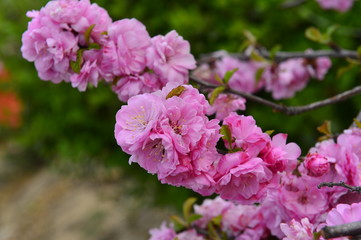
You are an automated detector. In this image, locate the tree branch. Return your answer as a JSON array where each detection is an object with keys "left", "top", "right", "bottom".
[
  {"left": 317, "top": 181, "right": 361, "bottom": 194},
  {"left": 321, "top": 221, "right": 361, "bottom": 239},
  {"left": 198, "top": 49, "right": 359, "bottom": 64},
  {"left": 190, "top": 75, "right": 361, "bottom": 116}
]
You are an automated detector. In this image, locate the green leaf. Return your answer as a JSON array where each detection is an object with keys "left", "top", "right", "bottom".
[
  {"left": 229, "top": 147, "right": 243, "bottom": 153},
  {"left": 84, "top": 24, "right": 96, "bottom": 45},
  {"left": 214, "top": 74, "right": 223, "bottom": 84},
  {"left": 211, "top": 215, "right": 222, "bottom": 226},
  {"left": 243, "top": 30, "right": 257, "bottom": 45},
  {"left": 325, "top": 24, "right": 339, "bottom": 39},
  {"left": 88, "top": 43, "right": 101, "bottom": 50},
  {"left": 313, "top": 231, "right": 322, "bottom": 240},
  {"left": 220, "top": 125, "right": 232, "bottom": 142},
  {"left": 353, "top": 118, "right": 361, "bottom": 129},
  {"left": 265, "top": 130, "right": 275, "bottom": 136},
  {"left": 305, "top": 27, "right": 323, "bottom": 42},
  {"left": 208, "top": 222, "right": 222, "bottom": 240},
  {"left": 166, "top": 86, "right": 186, "bottom": 99},
  {"left": 250, "top": 51, "right": 266, "bottom": 62},
  {"left": 183, "top": 197, "right": 197, "bottom": 223},
  {"left": 170, "top": 215, "right": 187, "bottom": 231},
  {"left": 209, "top": 86, "right": 226, "bottom": 105},
  {"left": 223, "top": 68, "right": 238, "bottom": 84},
  {"left": 187, "top": 214, "right": 202, "bottom": 224},
  {"left": 269, "top": 44, "right": 282, "bottom": 60},
  {"left": 317, "top": 120, "right": 331, "bottom": 135},
  {"left": 70, "top": 49, "right": 85, "bottom": 73},
  {"left": 255, "top": 67, "right": 265, "bottom": 83},
  {"left": 337, "top": 64, "right": 355, "bottom": 78}
]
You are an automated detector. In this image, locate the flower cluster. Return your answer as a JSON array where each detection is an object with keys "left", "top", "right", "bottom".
[
  {"left": 316, "top": 0, "right": 355, "bottom": 12},
  {"left": 115, "top": 85, "right": 301, "bottom": 202},
  {"left": 21, "top": 0, "right": 196, "bottom": 101},
  {"left": 194, "top": 54, "right": 331, "bottom": 120},
  {"left": 148, "top": 125, "right": 361, "bottom": 240},
  {"left": 114, "top": 84, "right": 221, "bottom": 195}
]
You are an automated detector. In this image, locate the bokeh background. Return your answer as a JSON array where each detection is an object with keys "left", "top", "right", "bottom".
[{"left": 0, "top": 0, "right": 361, "bottom": 239}]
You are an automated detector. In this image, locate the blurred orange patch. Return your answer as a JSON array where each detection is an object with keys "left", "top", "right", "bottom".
[{"left": 0, "top": 91, "right": 23, "bottom": 128}]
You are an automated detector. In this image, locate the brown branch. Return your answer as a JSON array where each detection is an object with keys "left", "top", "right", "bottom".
[
  {"left": 318, "top": 181, "right": 361, "bottom": 194},
  {"left": 198, "top": 49, "right": 359, "bottom": 64},
  {"left": 321, "top": 221, "right": 361, "bottom": 239},
  {"left": 190, "top": 75, "right": 361, "bottom": 116}
]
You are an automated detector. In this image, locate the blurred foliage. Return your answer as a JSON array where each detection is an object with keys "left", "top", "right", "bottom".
[{"left": 1, "top": 0, "right": 361, "bottom": 207}]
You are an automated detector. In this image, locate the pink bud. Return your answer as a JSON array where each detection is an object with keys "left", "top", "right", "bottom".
[{"left": 303, "top": 153, "right": 330, "bottom": 177}]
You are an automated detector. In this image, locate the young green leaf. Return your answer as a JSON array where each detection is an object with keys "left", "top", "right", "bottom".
[
  {"left": 255, "top": 67, "right": 265, "bottom": 83},
  {"left": 183, "top": 197, "right": 197, "bottom": 223},
  {"left": 265, "top": 130, "right": 275, "bottom": 136},
  {"left": 211, "top": 215, "right": 222, "bottom": 226},
  {"left": 317, "top": 120, "right": 331, "bottom": 135},
  {"left": 209, "top": 86, "right": 226, "bottom": 105},
  {"left": 84, "top": 24, "right": 96, "bottom": 45},
  {"left": 305, "top": 27, "right": 322, "bottom": 42},
  {"left": 353, "top": 118, "right": 361, "bottom": 129},
  {"left": 269, "top": 44, "right": 282, "bottom": 60},
  {"left": 187, "top": 214, "right": 202, "bottom": 224},
  {"left": 223, "top": 68, "right": 238, "bottom": 84},
  {"left": 170, "top": 215, "right": 187, "bottom": 232},
  {"left": 250, "top": 51, "right": 266, "bottom": 62},
  {"left": 166, "top": 85, "right": 186, "bottom": 99},
  {"left": 70, "top": 49, "right": 85, "bottom": 73},
  {"left": 214, "top": 74, "right": 224, "bottom": 84},
  {"left": 220, "top": 125, "right": 232, "bottom": 142},
  {"left": 207, "top": 222, "right": 222, "bottom": 240}
]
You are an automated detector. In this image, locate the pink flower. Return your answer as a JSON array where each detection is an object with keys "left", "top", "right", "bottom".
[
  {"left": 114, "top": 93, "right": 164, "bottom": 154},
  {"left": 259, "top": 133, "right": 301, "bottom": 173},
  {"left": 149, "top": 222, "right": 177, "bottom": 240},
  {"left": 265, "top": 58, "right": 310, "bottom": 100},
  {"left": 42, "top": 0, "right": 89, "bottom": 25},
  {"left": 177, "top": 229, "right": 205, "bottom": 240},
  {"left": 207, "top": 93, "right": 246, "bottom": 120},
  {"left": 215, "top": 56, "right": 266, "bottom": 93},
  {"left": 326, "top": 202, "right": 361, "bottom": 226},
  {"left": 70, "top": 49, "right": 103, "bottom": 91},
  {"left": 280, "top": 218, "right": 315, "bottom": 240},
  {"left": 71, "top": 2, "right": 112, "bottom": 43},
  {"left": 159, "top": 96, "right": 205, "bottom": 154},
  {"left": 194, "top": 197, "right": 234, "bottom": 228},
  {"left": 303, "top": 153, "right": 332, "bottom": 177},
  {"left": 279, "top": 175, "right": 329, "bottom": 221},
  {"left": 21, "top": 12, "right": 78, "bottom": 83},
  {"left": 222, "top": 204, "right": 262, "bottom": 234},
  {"left": 111, "top": 72, "right": 162, "bottom": 102},
  {"left": 308, "top": 57, "right": 332, "bottom": 80},
  {"left": 147, "top": 30, "right": 196, "bottom": 85},
  {"left": 215, "top": 152, "right": 272, "bottom": 204},
  {"left": 101, "top": 18, "right": 151, "bottom": 79},
  {"left": 316, "top": 0, "right": 354, "bottom": 12},
  {"left": 130, "top": 132, "right": 179, "bottom": 178},
  {"left": 222, "top": 113, "right": 270, "bottom": 157}
]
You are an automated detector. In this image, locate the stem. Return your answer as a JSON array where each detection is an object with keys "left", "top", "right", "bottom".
[
  {"left": 321, "top": 221, "right": 361, "bottom": 239},
  {"left": 190, "top": 75, "right": 361, "bottom": 116},
  {"left": 318, "top": 181, "right": 361, "bottom": 194}
]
